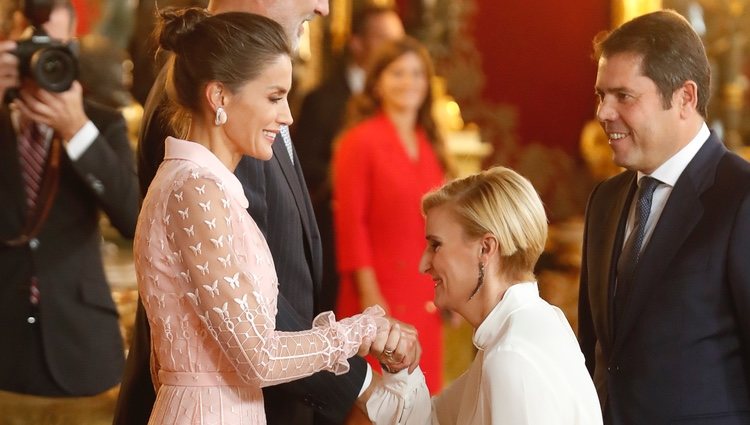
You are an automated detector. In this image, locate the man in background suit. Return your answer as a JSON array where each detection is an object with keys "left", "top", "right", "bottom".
[
  {"left": 578, "top": 10, "right": 750, "bottom": 424},
  {"left": 0, "top": 0, "right": 138, "bottom": 402},
  {"left": 114, "top": 1, "right": 420, "bottom": 424},
  {"left": 293, "top": 5, "right": 404, "bottom": 311}
]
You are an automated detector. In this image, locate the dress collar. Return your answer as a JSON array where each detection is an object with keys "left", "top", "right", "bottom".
[
  {"left": 473, "top": 281, "right": 539, "bottom": 350},
  {"left": 163, "top": 136, "right": 248, "bottom": 208}
]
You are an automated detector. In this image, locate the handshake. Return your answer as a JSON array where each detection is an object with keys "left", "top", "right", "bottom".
[{"left": 358, "top": 306, "right": 421, "bottom": 375}]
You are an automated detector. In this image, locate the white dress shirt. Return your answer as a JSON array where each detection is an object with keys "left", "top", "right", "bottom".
[{"left": 624, "top": 123, "right": 710, "bottom": 253}]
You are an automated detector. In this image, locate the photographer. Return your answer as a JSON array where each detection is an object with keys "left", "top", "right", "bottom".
[{"left": 0, "top": 0, "right": 138, "bottom": 414}]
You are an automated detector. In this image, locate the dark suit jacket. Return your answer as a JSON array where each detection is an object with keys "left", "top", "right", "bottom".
[
  {"left": 293, "top": 65, "right": 352, "bottom": 312},
  {"left": 0, "top": 101, "right": 139, "bottom": 396},
  {"left": 114, "top": 65, "right": 368, "bottom": 425},
  {"left": 578, "top": 132, "right": 750, "bottom": 424}
]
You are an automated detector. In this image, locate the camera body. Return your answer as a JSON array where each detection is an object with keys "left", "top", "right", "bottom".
[
  {"left": 3, "top": 0, "right": 78, "bottom": 102},
  {"left": 14, "top": 33, "right": 78, "bottom": 93}
]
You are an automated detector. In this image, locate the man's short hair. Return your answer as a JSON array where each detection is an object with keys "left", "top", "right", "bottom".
[
  {"left": 594, "top": 10, "right": 711, "bottom": 118},
  {"left": 351, "top": 4, "right": 398, "bottom": 37}
]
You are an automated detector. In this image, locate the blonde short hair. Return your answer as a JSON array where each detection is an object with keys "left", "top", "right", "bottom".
[{"left": 422, "top": 166, "right": 548, "bottom": 280}]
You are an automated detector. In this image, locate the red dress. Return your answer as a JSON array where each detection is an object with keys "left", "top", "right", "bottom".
[{"left": 333, "top": 113, "right": 444, "bottom": 392}]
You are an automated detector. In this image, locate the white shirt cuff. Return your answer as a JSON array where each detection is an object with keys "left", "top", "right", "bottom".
[
  {"left": 65, "top": 120, "right": 98, "bottom": 160},
  {"left": 358, "top": 363, "right": 373, "bottom": 397}
]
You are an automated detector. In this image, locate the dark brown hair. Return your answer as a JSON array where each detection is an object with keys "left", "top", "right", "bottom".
[
  {"left": 351, "top": 4, "right": 398, "bottom": 37},
  {"left": 156, "top": 8, "right": 291, "bottom": 133},
  {"left": 594, "top": 9, "right": 711, "bottom": 118}
]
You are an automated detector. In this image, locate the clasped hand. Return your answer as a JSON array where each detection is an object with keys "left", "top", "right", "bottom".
[{"left": 360, "top": 317, "right": 421, "bottom": 374}]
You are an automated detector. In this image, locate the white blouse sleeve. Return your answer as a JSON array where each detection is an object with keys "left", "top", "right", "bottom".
[
  {"left": 165, "top": 173, "right": 386, "bottom": 387},
  {"left": 364, "top": 367, "right": 434, "bottom": 425}
]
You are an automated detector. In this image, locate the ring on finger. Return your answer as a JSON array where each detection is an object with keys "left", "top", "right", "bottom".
[{"left": 383, "top": 347, "right": 394, "bottom": 358}]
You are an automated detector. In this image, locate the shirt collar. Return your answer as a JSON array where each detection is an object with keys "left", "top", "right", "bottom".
[
  {"left": 346, "top": 65, "right": 366, "bottom": 95},
  {"left": 164, "top": 136, "right": 248, "bottom": 208},
  {"left": 640, "top": 122, "right": 709, "bottom": 187},
  {"left": 473, "top": 281, "right": 539, "bottom": 350}
]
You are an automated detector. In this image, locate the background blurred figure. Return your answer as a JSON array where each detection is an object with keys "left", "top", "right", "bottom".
[
  {"left": 293, "top": 4, "right": 404, "bottom": 312},
  {"left": 333, "top": 36, "right": 446, "bottom": 393},
  {"left": 365, "top": 166, "right": 602, "bottom": 425},
  {"left": 126, "top": 0, "right": 206, "bottom": 106},
  {"left": 0, "top": 0, "right": 138, "bottom": 413},
  {"left": 580, "top": 118, "right": 622, "bottom": 183},
  {"left": 77, "top": 33, "right": 143, "bottom": 150}
]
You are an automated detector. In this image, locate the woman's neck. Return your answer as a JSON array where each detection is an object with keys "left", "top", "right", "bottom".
[
  {"left": 459, "top": 276, "right": 512, "bottom": 329},
  {"left": 188, "top": 120, "right": 242, "bottom": 171},
  {"left": 383, "top": 107, "right": 419, "bottom": 160},
  {"left": 383, "top": 107, "right": 417, "bottom": 133}
]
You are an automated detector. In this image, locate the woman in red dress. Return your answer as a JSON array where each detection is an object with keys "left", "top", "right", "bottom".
[{"left": 333, "top": 37, "right": 447, "bottom": 393}]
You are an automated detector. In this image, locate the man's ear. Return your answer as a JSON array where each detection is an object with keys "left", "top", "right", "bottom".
[{"left": 677, "top": 80, "right": 698, "bottom": 117}]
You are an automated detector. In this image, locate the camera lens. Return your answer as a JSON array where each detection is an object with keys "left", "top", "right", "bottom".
[{"left": 30, "top": 46, "right": 77, "bottom": 92}]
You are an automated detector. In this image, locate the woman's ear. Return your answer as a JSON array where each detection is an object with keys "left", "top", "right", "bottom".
[
  {"left": 479, "top": 234, "right": 498, "bottom": 259},
  {"left": 204, "top": 81, "right": 226, "bottom": 111}
]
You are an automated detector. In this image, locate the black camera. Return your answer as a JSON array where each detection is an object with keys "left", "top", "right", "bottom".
[
  {"left": 10, "top": 0, "right": 78, "bottom": 95},
  {"left": 15, "top": 34, "right": 78, "bottom": 93}
]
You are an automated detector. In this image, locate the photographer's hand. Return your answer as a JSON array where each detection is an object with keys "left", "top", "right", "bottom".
[
  {"left": 0, "top": 41, "right": 19, "bottom": 102},
  {"left": 14, "top": 80, "right": 88, "bottom": 141}
]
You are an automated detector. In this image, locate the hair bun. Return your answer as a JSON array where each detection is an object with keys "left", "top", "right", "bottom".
[{"left": 157, "top": 7, "right": 210, "bottom": 53}]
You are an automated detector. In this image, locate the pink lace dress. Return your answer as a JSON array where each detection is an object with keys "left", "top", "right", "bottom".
[{"left": 134, "top": 137, "right": 384, "bottom": 424}]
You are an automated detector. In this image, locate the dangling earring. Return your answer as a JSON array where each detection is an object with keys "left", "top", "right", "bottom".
[
  {"left": 468, "top": 262, "right": 485, "bottom": 301},
  {"left": 214, "top": 106, "right": 227, "bottom": 126}
]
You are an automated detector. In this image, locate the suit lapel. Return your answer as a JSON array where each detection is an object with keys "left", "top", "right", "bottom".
[
  {"left": 600, "top": 174, "right": 637, "bottom": 349},
  {"left": 272, "top": 133, "right": 315, "bottom": 259},
  {"left": 612, "top": 134, "right": 724, "bottom": 354},
  {"left": 0, "top": 108, "right": 27, "bottom": 229}
]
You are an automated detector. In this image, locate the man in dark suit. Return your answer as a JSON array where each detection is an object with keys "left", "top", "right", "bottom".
[
  {"left": 293, "top": 5, "right": 404, "bottom": 312},
  {"left": 578, "top": 10, "right": 750, "bottom": 424},
  {"left": 114, "top": 1, "right": 420, "bottom": 424},
  {"left": 0, "top": 0, "right": 138, "bottom": 401}
]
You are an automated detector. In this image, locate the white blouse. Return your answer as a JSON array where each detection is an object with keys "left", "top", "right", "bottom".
[{"left": 366, "top": 282, "right": 603, "bottom": 425}]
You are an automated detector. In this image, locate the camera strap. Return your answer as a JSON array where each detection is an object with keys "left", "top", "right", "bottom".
[{"left": 2, "top": 136, "right": 62, "bottom": 247}]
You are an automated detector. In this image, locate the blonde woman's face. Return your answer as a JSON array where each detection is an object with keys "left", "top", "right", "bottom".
[
  {"left": 419, "top": 205, "right": 481, "bottom": 313},
  {"left": 375, "top": 51, "right": 428, "bottom": 115}
]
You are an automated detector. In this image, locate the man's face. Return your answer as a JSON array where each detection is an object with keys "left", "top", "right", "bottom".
[
  {"left": 260, "top": 0, "right": 329, "bottom": 50},
  {"left": 42, "top": 7, "right": 74, "bottom": 42},
  {"left": 595, "top": 52, "right": 683, "bottom": 174},
  {"left": 358, "top": 11, "right": 404, "bottom": 65}
]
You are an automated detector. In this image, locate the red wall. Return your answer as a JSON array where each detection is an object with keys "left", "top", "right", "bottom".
[{"left": 471, "top": 1, "right": 610, "bottom": 153}]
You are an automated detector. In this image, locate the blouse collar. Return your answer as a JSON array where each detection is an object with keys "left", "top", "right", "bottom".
[
  {"left": 164, "top": 136, "right": 249, "bottom": 209},
  {"left": 473, "top": 281, "right": 539, "bottom": 350}
]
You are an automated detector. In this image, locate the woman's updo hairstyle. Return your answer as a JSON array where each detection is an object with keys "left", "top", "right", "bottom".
[{"left": 155, "top": 7, "right": 291, "bottom": 134}]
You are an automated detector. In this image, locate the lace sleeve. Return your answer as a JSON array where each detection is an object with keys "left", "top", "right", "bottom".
[{"left": 165, "top": 173, "right": 386, "bottom": 387}]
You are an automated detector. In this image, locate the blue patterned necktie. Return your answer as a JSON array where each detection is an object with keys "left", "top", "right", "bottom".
[{"left": 615, "top": 176, "right": 661, "bottom": 307}]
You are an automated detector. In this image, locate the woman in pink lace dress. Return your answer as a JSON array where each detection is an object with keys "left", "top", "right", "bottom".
[{"left": 133, "top": 9, "right": 387, "bottom": 424}]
